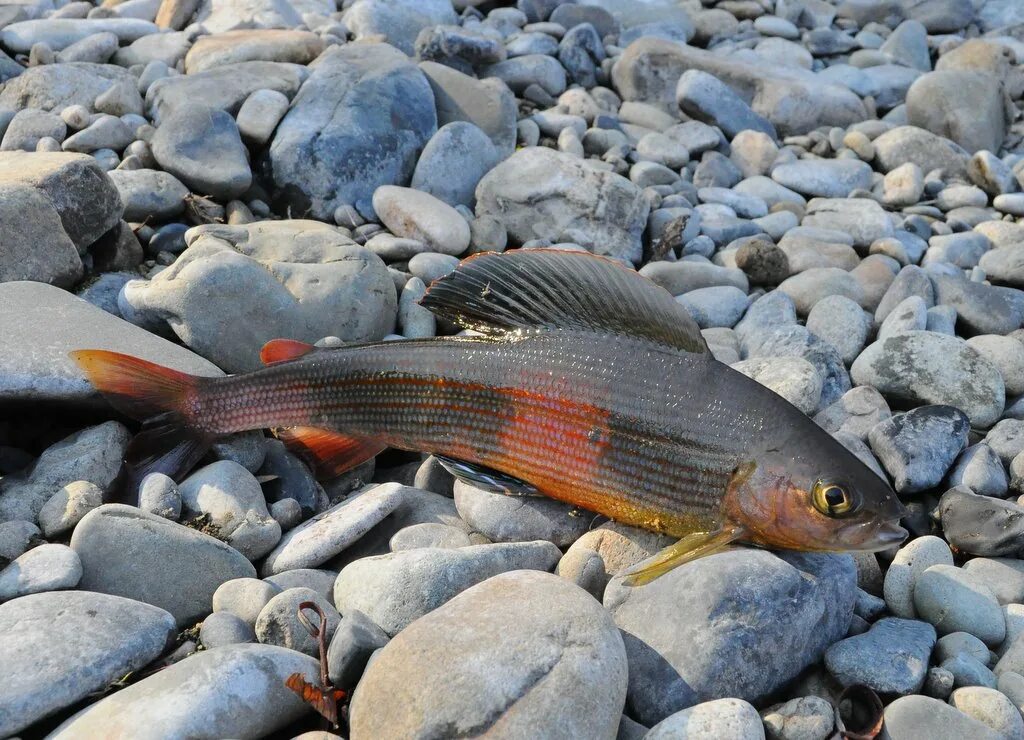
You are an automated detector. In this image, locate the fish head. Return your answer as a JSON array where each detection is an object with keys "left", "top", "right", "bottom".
[{"left": 723, "top": 438, "right": 908, "bottom": 554}]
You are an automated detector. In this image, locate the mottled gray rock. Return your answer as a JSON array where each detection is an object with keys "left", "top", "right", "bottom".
[
  {"left": 873, "top": 125, "right": 970, "bottom": 180},
  {"left": 731, "top": 357, "right": 823, "bottom": 416},
  {"left": 108, "top": 168, "right": 188, "bottom": 222},
  {"left": 0, "top": 62, "right": 135, "bottom": 113},
  {"left": 138, "top": 473, "right": 181, "bottom": 519},
  {"left": 914, "top": 564, "right": 1005, "bottom": 646},
  {"left": 802, "top": 198, "right": 894, "bottom": 248},
  {"left": 939, "top": 488, "right": 1024, "bottom": 557},
  {"left": 70, "top": 504, "right": 256, "bottom": 627},
  {"left": 1, "top": 108, "right": 66, "bottom": 152},
  {"left": 419, "top": 60, "right": 517, "bottom": 157},
  {"left": 349, "top": 570, "right": 627, "bottom": 740},
  {"left": 814, "top": 387, "right": 892, "bottom": 442},
  {"left": 772, "top": 160, "right": 872, "bottom": 199},
  {"left": 949, "top": 687, "right": 1024, "bottom": 739},
  {"left": 604, "top": 550, "right": 855, "bottom": 726},
  {"left": 261, "top": 483, "right": 407, "bottom": 576},
  {"left": 121, "top": 221, "right": 396, "bottom": 373},
  {"left": 760, "top": 696, "right": 834, "bottom": 740},
  {"left": 327, "top": 608, "right": 389, "bottom": 689},
  {"left": 453, "top": 480, "right": 591, "bottom": 547},
  {"left": 335, "top": 540, "right": 561, "bottom": 636},
  {"left": 255, "top": 586, "right": 339, "bottom": 657},
  {"left": 676, "top": 286, "right": 749, "bottom": 329},
  {"left": 212, "top": 577, "right": 281, "bottom": 627},
  {"left": 805, "top": 295, "right": 871, "bottom": 365},
  {"left": 178, "top": 461, "right": 280, "bottom": 560},
  {"left": 410, "top": 122, "right": 499, "bottom": 209},
  {"left": 906, "top": 71, "right": 1007, "bottom": 154},
  {"left": 49, "top": 644, "right": 320, "bottom": 739},
  {"left": 675, "top": 69, "right": 775, "bottom": 140},
  {"left": 200, "top": 610, "right": 255, "bottom": 648},
  {"left": 987, "top": 420, "right": 1024, "bottom": 468},
  {"left": 0, "top": 420, "right": 130, "bottom": 523},
  {"left": 825, "top": 617, "right": 936, "bottom": 694},
  {"left": 852, "top": 332, "right": 1005, "bottom": 429},
  {"left": 745, "top": 324, "right": 850, "bottom": 408},
  {"left": 145, "top": 61, "right": 306, "bottom": 123},
  {"left": 183, "top": 29, "right": 323, "bottom": 75},
  {"left": 878, "top": 296, "right": 928, "bottom": 340},
  {"left": 646, "top": 699, "right": 765, "bottom": 740},
  {"left": 883, "top": 535, "right": 954, "bottom": 618},
  {"left": 947, "top": 444, "right": 1009, "bottom": 498},
  {"left": 0, "top": 543, "right": 81, "bottom": 602},
  {"left": 0, "top": 591, "right": 175, "bottom": 737},
  {"left": 962, "top": 559, "right": 1024, "bottom": 606},
  {"left": 268, "top": 44, "right": 436, "bottom": 219},
  {"left": 868, "top": 406, "right": 969, "bottom": 495},
  {"left": 151, "top": 106, "right": 251, "bottom": 201},
  {"left": 37, "top": 480, "right": 102, "bottom": 537},
  {"left": 476, "top": 147, "right": 649, "bottom": 263},
  {"left": 883, "top": 695, "right": 1002, "bottom": 740}
]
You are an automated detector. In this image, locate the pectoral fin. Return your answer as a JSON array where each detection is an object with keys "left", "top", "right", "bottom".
[
  {"left": 622, "top": 524, "right": 746, "bottom": 587},
  {"left": 435, "top": 455, "right": 542, "bottom": 497}
]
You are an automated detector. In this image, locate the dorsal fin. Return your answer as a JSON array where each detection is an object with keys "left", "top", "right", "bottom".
[
  {"left": 420, "top": 249, "right": 708, "bottom": 353},
  {"left": 261, "top": 339, "right": 316, "bottom": 365}
]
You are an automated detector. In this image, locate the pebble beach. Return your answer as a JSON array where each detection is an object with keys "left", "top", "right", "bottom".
[{"left": 2, "top": 0, "right": 1024, "bottom": 737}]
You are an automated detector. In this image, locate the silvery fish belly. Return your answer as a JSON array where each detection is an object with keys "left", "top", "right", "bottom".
[{"left": 71, "top": 249, "right": 907, "bottom": 584}]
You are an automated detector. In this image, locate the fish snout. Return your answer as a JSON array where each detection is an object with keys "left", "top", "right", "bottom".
[{"left": 838, "top": 517, "right": 908, "bottom": 552}]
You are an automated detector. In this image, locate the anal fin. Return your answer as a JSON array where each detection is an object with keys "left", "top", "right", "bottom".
[
  {"left": 435, "top": 455, "right": 541, "bottom": 497},
  {"left": 275, "top": 426, "right": 385, "bottom": 478},
  {"left": 622, "top": 524, "right": 746, "bottom": 587}
]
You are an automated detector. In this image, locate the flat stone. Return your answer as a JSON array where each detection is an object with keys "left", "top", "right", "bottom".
[
  {"left": 0, "top": 591, "right": 175, "bottom": 737},
  {"left": 646, "top": 699, "right": 765, "bottom": 740},
  {"left": 0, "top": 62, "right": 135, "bottom": 113},
  {"left": 107, "top": 168, "right": 189, "bottom": 222},
  {"left": 939, "top": 488, "right": 1024, "bottom": 558},
  {"left": 49, "top": 644, "right": 320, "bottom": 739},
  {"left": 772, "top": 159, "right": 873, "bottom": 198},
  {"left": 0, "top": 18, "right": 157, "bottom": 52},
  {"left": 883, "top": 535, "right": 954, "bottom": 618},
  {"left": 70, "top": 504, "right": 257, "bottom": 627},
  {"left": 453, "top": 480, "right": 592, "bottom": 547},
  {"left": 261, "top": 483, "right": 407, "bottom": 576},
  {"left": 825, "top": 617, "right": 936, "bottom": 694},
  {"left": 913, "top": 564, "right": 1006, "bottom": 646},
  {"left": 868, "top": 406, "right": 970, "bottom": 495},
  {"left": 372, "top": 185, "right": 470, "bottom": 255},
  {"left": 335, "top": 540, "right": 561, "bottom": 636},
  {"left": 0, "top": 281, "right": 221, "bottom": 406},
  {"left": 348, "top": 570, "right": 627, "bottom": 740},
  {"left": 184, "top": 29, "right": 324, "bottom": 74},
  {"left": 0, "top": 543, "right": 81, "bottom": 601},
  {"left": 883, "top": 695, "right": 1002, "bottom": 740}
]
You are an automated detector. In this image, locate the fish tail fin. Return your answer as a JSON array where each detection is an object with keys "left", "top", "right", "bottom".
[{"left": 70, "top": 350, "right": 214, "bottom": 484}]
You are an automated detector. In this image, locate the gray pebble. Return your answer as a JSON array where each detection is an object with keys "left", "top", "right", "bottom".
[{"left": 200, "top": 610, "right": 255, "bottom": 648}]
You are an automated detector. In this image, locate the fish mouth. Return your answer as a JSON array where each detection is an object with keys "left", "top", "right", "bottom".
[{"left": 838, "top": 518, "right": 908, "bottom": 551}]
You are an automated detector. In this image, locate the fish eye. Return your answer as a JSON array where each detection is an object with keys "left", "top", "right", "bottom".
[{"left": 812, "top": 480, "right": 860, "bottom": 518}]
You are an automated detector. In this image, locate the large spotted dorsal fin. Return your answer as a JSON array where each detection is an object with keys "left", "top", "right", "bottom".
[{"left": 420, "top": 249, "right": 708, "bottom": 353}]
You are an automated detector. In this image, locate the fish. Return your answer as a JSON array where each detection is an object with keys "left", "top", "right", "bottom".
[{"left": 71, "top": 249, "right": 907, "bottom": 584}]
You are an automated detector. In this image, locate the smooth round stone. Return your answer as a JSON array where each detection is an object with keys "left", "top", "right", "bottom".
[
  {"left": 0, "top": 520, "right": 40, "bottom": 562},
  {"left": 48, "top": 644, "right": 320, "bottom": 739},
  {"left": 137, "top": 472, "right": 181, "bottom": 519},
  {"left": 37, "top": 480, "right": 103, "bottom": 538},
  {"left": 675, "top": 285, "right": 749, "bottom": 329},
  {"left": 372, "top": 185, "right": 471, "bottom": 256},
  {"left": 883, "top": 535, "right": 954, "bottom": 618},
  {"left": 0, "top": 591, "right": 176, "bottom": 738},
  {"left": 805, "top": 295, "right": 871, "bottom": 366},
  {"left": 813, "top": 386, "right": 891, "bottom": 441},
  {"left": 772, "top": 159, "right": 873, "bottom": 198},
  {"left": 235, "top": 88, "right": 290, "bottom": 147},
  {"left": 877, "top": 295, "right": 928, "bottom": 340},
  {"left": 925, "top": 666, "right": 955, "bottom": 699},
  {"left": 200, "top": 611, "right": 255, "bottom": 648},
  {"left": 936, "top": 632, "right": 993, "bottom": 667},
  {"left": 389, "top": 522, "right": 472, "bottom": 551},
  {"left": 961, "top": 559, "right": 1024, "bottom": 606},
  {"left": 938, "top": 488, "right": 1024, "bottom": 558},
  {"left": 636, "top": 132, "right": 689, "bottom": 169},
  {"left": 212, "top": 577, "right": 282, "bottom": 627},
  {"left": 994, "top": 194, "right": 1024, "bottom": 217},
  {"left": 825, "top": 617, "right": 936, "bottom": 695},
  {"left": 731, "top": 356, "right": 823, "bottom": 415},
  {"left": 760, "top": 696, "right": 834, "bottom": 740},
  {"left": 949, "top": 687, "right": 1024, "bottom": 739},
  {"left": 913, "top": 564, "right": 1006, "bottom": 646},
  {"left": 254, "top": 587, "right": 340, "bottom": 657},
  {"left": 946, "top": 444, "right": 1009, "bottom": 498},
  {"left": 884, "top": 695, "right": 1002, "bottom": 740},
  {"left": 70, "top": 504, "right": 256, "bottom": 628},
  {"left": 407, "top": 251, "right": 459, "bottom": 285},
  {"left": 645, "top": 698, "right": 764, "bottom": 740},
  {"left": 986, "top": 420, "right": 1024, "bottom": 467},
  {"left": 941, "top": 653, "right": 998, "bottom": 689},
  {"left": 869, "top": 405, "right": 970, "bottom": 494},
  {"left": 107, "top": 168, "right": 188, "bottom": 222},
  {"left": 348, "top": 571, "right": 627, "bottom": 740},
  {"left": 263, "top": 569, "right": 337, "bottom": 604},
  {"left": 0, "top": 544, "right": 82, "bottom": 602},
  {"left": 268, "top": 498, "right": 302, "bottom": 531},
  {"left": 777, "top": 267, "right": 865, "bottom": 316},
  {"left": 334, "top": 541, "right": 561, "bottom": 636},
  {"left": 998, "top": 672, "right": 1024, "bottom": 715},
  {"left": 453, "top": 480, "right": 591, "bottom": 547},
  {"left": 967, "top": 335, "right": 1024, "bottom": 397},
  {"left": 326, "top": 608, "right": 389, "bottom": 689},
  {"left": 852, "top": 331, "right": 1006, "bottom": 429}
]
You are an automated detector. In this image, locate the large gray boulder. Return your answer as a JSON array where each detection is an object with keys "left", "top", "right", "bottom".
[
  {"left": 906, "top": 70, "right": 1009, "bottom": 154},
  {"left": 0, "top": 591, "right": 175, "bottom": 737},
  {"left": 475, "top": 147, "right": 650, "bottom": 263},
  {"left": 120, "top": 220, "right": 397, "bottom": 372},
  {"left": 604, "top": 550, "right": 856, "bottom": 726},
  {"left": 349, "top": 571, "right": 628, "bottom": 740},
  {"left": 268, "top": 43, "right": 437, "bottom": 219},
  {"left": 49, "top": 644, "right": 320, "bottom": 739}
]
